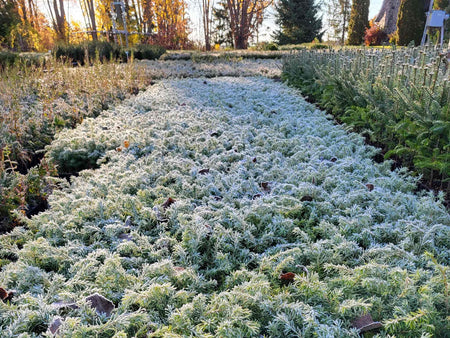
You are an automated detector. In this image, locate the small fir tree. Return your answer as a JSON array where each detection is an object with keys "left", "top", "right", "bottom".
[
  {"left": 212, "top": 1, "right": 234, "bottom": 47},
  {"left": 347, "top": 0, "right": 370, "bottom": 45},
  {"left": 274, "top": 0, "right": 323, "bottom": 45},
  {"left": 396, "top": 0, "right": 426, "bottom": 46}
]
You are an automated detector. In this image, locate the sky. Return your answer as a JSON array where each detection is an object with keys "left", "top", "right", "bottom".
[
  {"left": 54, "top": 0, "right": 385, "bottom": 44},
  {"left": 370, "top": 0, "right": 384, "bottom": 18}
]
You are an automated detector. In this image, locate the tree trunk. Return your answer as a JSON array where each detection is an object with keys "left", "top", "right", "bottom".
[
  {"left": 202, "top": 0, "right": 211, "bottom": 50},
  {"left": 374, "top": 0, "right": 401, "bottom": 35},
  {"left": 235, "top": 34, "right": 248, "bottom": 49},
  {"left": 340, "top": 1, "right": 350, "bottom": 44},
  {"left": 28, "top": 0, "right": 36, "bottom": 26},
  {"left": 47, "top": 0, "right": 66, "bottom": 41},
  {"left": 229, "top": 0, "right": 250, "bottom": 49},
  {"left": 131, "top": 0, "right": 142, "bottom": 33},
  {"left": 86, "top": 0, "right": 98, "bottom": 40},
  {"left": 142, "top": 0, "right": 153, "bottom": 34},
  {"left": 57, "top": 0, "right": 66, "bottom": 41},
  {"left": 18, "top": 0, "right": 28, "bottom": 23}
]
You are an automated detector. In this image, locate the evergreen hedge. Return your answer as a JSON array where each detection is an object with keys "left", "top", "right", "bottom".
[
  {"left": 347, "top": 0, "right": 370, "bottom": 45},
  {"left": 396, "top": 0, "right": 426, "bottom": 46},
  {"left": 0, "top": 50, "right": 18, "bottom": 69},
  {"left": 133, "top": 44, "right": 167, "bottom": 60},
  {"left": 53, "top": 41, "right": 166, "bottom": 65}
]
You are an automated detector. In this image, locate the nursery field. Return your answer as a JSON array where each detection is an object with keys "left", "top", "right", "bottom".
[
  {"left": 283, "top": 46, "right": 450, "bottom": 202},
  {"left": 0, "top": 58, "right": 281, "bottom": 232},
  {"left": 0, "top": 60, "right": 153, "bottom": 231},
  {"left": 0, "top": 60, "right": 449, "bottom": 336}
]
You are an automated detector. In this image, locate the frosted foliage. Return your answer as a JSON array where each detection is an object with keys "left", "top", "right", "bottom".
[
  {"left": 0, "top": 77, "right": 448, "bottom": 336},
  {"left": 136, "top": 59, "right": 282, "bottom": 79}
]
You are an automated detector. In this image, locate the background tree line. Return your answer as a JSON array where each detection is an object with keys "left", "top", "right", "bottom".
[
  {"left": 0, "top": 0, "right": 449, "bottom": 52},
  {"left": 326, "top": 0, "right": 450, "bottom": 46},
  {"left": 0, "top": 0, "right": 273, "bottom": 51},
  {"left": 0, "top": 0, "right": 191, "bottom": 50},
  {"left": 278, "top": 0, "right": 450, "bottom": 47}
]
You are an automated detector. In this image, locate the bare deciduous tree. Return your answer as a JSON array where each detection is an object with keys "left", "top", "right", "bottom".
[
  {"left": 201, "top": 0, "right": 213, "bottom": 50},
  {"left": 226, "top": 0, "right": 271, "bottom": 49},
  {"left": 45, "top": 0, "right": 67, "bottom": 41},
  {"left": 327, "top": 0, "right": 351, "bottom": 44},
  {"left": 80, "top": 0, "right": 98, "bottom": 40}
]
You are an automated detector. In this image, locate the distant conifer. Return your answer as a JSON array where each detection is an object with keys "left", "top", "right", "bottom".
[
  {"left": 347, "top": 0, "right": 370, "bottom": 45},
  {"left": 396, "top": 0, "right": 426, "bottom": 46},
  {"left": 274, "top": 0, "right": 323, "bottom": 44}
]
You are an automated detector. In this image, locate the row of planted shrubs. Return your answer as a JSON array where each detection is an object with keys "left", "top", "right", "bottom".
[
  {"left": 282, "top": 45, "right": 450, "bottom": 198},
  {"left": 251, "top": 41, "right": 330, "bottom": 51},
  {"left": 53, "top": 41, "right": 166, "bottom": 64},
  {"left": 0, "top": 51, "right": 18, "bottom": 68},
  {"left": 0, "top": 51, "right": 47, "bottom": 69}
]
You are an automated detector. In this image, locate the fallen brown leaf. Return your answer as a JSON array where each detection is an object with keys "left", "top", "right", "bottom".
[
  {"left": 279, "top": 272, "right": 296, "bottom": 283},
  {"left": 260, "top": 182, "right": 271, "bottom": 192},
  {"left": 85, "top": 293, "right": 115, "bottom": 317},
  {"left": 162, "top": 197, "right": 176, "bottom": 209}
]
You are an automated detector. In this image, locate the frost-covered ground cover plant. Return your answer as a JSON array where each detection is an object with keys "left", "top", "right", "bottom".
[
  {"left": 160, "top": 50, "right": 287, "bottom": 61},
  {"left": 0, "top": 57, "right": 280, "bottom": 232},
  {"left": 0, "top": 76, "right": 449, "bottom": 337},
  {"left": 137, "top": 59, "right": 282, "bottom": 79}
]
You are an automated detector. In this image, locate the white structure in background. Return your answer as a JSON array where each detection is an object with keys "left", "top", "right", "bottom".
[
  {"left": 421, "top": 0, "right": 449, "bottom": 46},
  {"left": 111, "top": 1, "right": 129, "bottom": 47}
]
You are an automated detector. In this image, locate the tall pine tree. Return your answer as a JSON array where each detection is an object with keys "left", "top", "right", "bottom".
[
  {"left": 347, "top": 0, "right": 370, "bottom": 45},
  {"left": 274, "top": 0, "right": 322, "bottom": 45},
  {"left": 396, "top": 0, "right": 426, "bottom": 45}
]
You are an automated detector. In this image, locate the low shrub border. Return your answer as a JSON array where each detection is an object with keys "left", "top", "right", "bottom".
[
  {"left": 53, "top": 41, "right": 166, "bottom": 64},
  {"left": 282, "top": 46, "right": 450, "bottom": 203}
]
